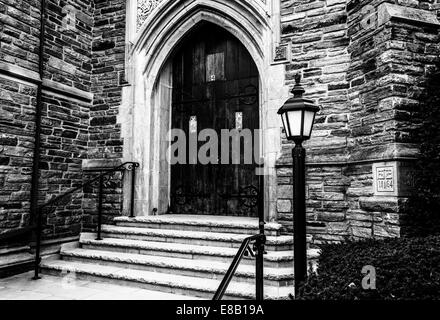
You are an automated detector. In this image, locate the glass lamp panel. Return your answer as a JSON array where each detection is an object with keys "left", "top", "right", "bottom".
[
  {"left": 303, "top": 110, "right": 316, "bottom": 137},
  {"left": 281, "top": 113, "right": 288, "bottom": 136},
  {"left": 286, "top": 110, "right": 302, "bottom": 137},
  {"left": 281, "top": 113, "right": 288, "bottom": 137}
]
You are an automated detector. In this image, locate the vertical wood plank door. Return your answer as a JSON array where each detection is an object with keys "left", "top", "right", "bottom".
[{"left": 170, "top": 23, "right": 260, "bottom": 217}]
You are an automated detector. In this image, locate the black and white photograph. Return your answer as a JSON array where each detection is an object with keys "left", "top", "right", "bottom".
[{"left": 0, "top": 0, "right": 440, "bottom": 315}]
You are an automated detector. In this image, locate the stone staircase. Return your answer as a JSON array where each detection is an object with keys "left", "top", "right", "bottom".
[{"left": 40, "top": 215, "right": 319, "bottom": 300}]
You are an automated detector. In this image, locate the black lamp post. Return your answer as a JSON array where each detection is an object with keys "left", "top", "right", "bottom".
[{"left": 277, "top": 74, "right": 319, "bottom": 297}]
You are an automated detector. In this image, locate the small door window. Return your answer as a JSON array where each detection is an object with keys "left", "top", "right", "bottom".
[{"left": 206, "top": 52, "right": 225, "bottom": 82}]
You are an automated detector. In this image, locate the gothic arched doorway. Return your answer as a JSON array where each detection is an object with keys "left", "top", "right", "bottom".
[
  {"left": 169, "top": 23, "right": 260, "bottom": 217},
  {"left": 125, "top": 0, "right": 289, "bottom": 219}
]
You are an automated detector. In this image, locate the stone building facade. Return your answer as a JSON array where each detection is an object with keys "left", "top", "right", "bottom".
[{"left": 1, "top": 0, "right": 440, "bottom": 251}]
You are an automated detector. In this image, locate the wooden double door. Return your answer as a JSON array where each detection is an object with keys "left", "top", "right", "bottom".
[{"left": 170, "top": 23, "right": 260, "bottom": 217}]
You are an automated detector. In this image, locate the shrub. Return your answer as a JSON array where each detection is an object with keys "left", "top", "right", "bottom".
[
  {"left": 299, "top": 236, "right": 440, "bottom": 300},
  {"left": 404, "top": 68, "right": 440, "bottom": 236}
]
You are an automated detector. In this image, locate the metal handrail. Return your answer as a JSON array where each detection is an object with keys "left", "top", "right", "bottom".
[
  {"left": 213, "top": 161, "right": 266, "bottom": 300},
  {"left": 32, "top": 161, "right": 139, "bottom": 279},
  {"left": 212, "top": 234, "right": 266, "bottom": 300}
]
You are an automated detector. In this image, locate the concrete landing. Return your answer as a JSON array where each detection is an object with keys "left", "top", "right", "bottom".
[{"left": 0, "top": 271, "right": 201, "bottom": 300}]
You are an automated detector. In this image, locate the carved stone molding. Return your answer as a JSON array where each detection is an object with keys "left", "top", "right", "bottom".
[
  {"left": 136, "top": 0, "right": 270, "bottom": 32},
  {"left": 272, "top": 43, "right": 290, "bottom": 65},
  {"left": 137, "top": 0, "right": 163, "bottom": 31}
]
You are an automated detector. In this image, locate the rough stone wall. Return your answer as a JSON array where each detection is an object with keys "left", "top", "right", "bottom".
[
  {"left": 0, "top": 77, "right": 36, "bottom": 232},
  {"left": 0, "top": 0, "right": 40, "bottom": 71},
  {"left": 345, "top": 0, "right": 440, "bottom": 240},
  {"left": 0, "top": 0, "right": 40, "bottom": 233},
  {"left": 81, "top": 0, "right": 127, "bottom": 227},
  {"left": 39, "top": 0, "right": 93, "bottom": 240},
  {"left": 276, "top": 0, "right": 440, "bottom": 244},
  {"left": 0, "top": 0, "right": 128, "bottom": 238},
  {"left": 44, "top": 0, "right": 93, "bottom": 90},
  {"left": 0, "top": 0, "right": 93, "bottom": 239},
  {"left": 89, "top": 0, "right": 125, "bottom": 161},
  {"left": 39, "top": 92, "right": 90, "bottom": 239},
  {"left": 277, "top": 0, "right": 352, "bottom": 243}
]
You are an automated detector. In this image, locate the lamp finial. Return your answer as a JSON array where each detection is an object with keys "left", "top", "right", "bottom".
[{"left": 291, "top": 73, "right": 305, "bottom": 98}]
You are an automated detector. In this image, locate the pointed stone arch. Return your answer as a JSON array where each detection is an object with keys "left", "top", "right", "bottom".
[{"left": 120, "top": 0, "right": 289, "bottom": 220}]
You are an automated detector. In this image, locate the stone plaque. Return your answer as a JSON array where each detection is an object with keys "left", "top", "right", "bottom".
[
  {"left": 372, "top": 161, "right": 417, "bottom": 197},
  {"left": 273, "top": 43, "right": 291, "bottom": 64},
  {"left": 274, "top": 45, "right": 287, "bottom": 61},
  {"left": 376, "top": 166, "right": 394, "bottom": 193}
]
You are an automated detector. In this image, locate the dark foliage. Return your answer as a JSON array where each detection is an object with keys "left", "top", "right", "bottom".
[
  {"left": 403, "top": 67, "right": 440, "bottom": 236},
  {"left": 299, "top": 236, "right": 440, "bottom": 300}
]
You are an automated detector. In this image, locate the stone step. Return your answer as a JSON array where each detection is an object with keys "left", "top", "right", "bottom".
[
  {"left": 40, "top": 259, "right": 295, "bottom": 300},
  {"left": 60, "top": 248, "right": 294, "bottom": 286},
  {"left": 100, "top": 225, "right": 293, "bottom": 251},
  {"left": 0, "top": 245, "right": 34, "bottom": 278},
  {"left": 114, "top": 215, "right": 282, "bottom": 236},
  {"left": 80, "top": 234, "right": 319, "bottom": 268}
]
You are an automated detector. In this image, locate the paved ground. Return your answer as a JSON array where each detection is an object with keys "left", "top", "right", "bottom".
[{"left": 0, "top": 271, "right": 201, "bottom": 300}]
